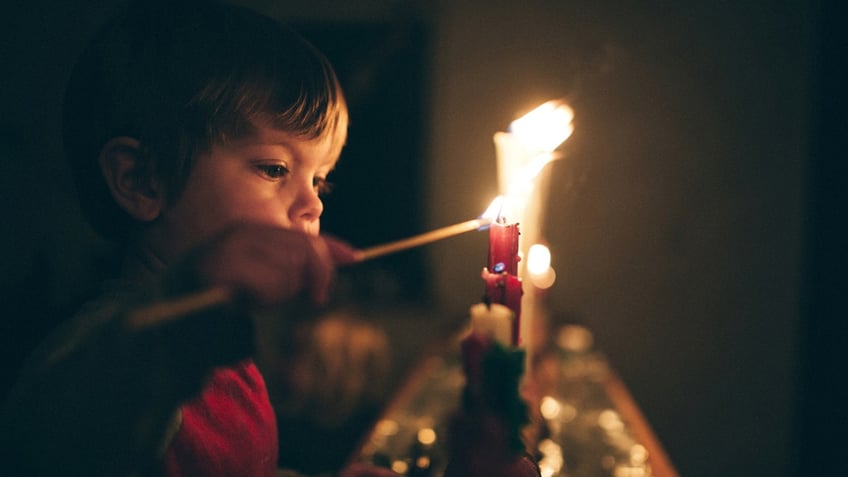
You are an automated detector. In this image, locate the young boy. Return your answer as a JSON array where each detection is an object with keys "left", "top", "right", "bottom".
[{"left": 2, "top": 2, "right": 393, "bottom": 476}]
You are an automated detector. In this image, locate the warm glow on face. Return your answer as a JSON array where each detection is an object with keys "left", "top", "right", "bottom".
[{"left": 509, "top": 100, "right": 574, "bottom": 153}]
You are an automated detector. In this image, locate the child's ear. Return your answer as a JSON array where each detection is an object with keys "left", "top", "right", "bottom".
[{"left": 98, "top": 137, "right": 164, "bottom": 222}]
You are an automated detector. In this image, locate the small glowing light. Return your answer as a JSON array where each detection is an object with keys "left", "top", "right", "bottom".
[
  {"left": 538, "top": 458, "right": 561, "bottom": 477},
  {"left": 375, "top": 419, "right": 399, "bottom": 436},
  {"left": 530, "top": 267, "right": 556, "bottom": 289},
  {"left": 527, "top": 244, "right": 551, "bottom": 275},
  {"left": 614, "top": 465, "right": 647, "bottom": 477},
  {"left": 391, "top": 460, "right": 409, "bottom": 474},
  {"left": 417, "top": 428, "right": 437, "bottom": 446},
  {"left": 540, "top": 396, "right": 562, "bottom": 420},
  {"left": 481, "top": 196, "right": 504, "bottom": 220},
  {"left": 509, "top": 100, "right": 574, "bottom": 153},
  {"left": 539, "top": 465, "right": 556, "bottom": 477},
  {"left": 630, "top": 444, "right": 649, "bottom": 465},
  {"left": 601, "top": 455, "right": 617, "bottom": 470},
  {"left": 528, "top": 244, "right": 556, "bottom": 289},
  {"left": 416, "top": 456, "right": 431, "bottom": 469},
  {"left": 598, "top": 409, "right": 624, "bottom": 432},
  {"left": 537, "top": 439, "right": 564, "bottom": 477},
  {"left": 537, "top": 438, "right": 562, "bottom": 458},
  {"left": 560, "top": 402, "right": 578, "bottom": 423},
  {"left": 556, "top": 325, "right": 594, "bottom": 353}
]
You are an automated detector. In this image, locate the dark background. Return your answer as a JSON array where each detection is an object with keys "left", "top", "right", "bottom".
[{"left": 1, "top": 1, "right": 845, "bottom": 476}]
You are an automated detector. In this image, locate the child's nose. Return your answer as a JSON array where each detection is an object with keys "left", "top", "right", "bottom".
[{"left": 289, "top": 184, "right": 323, "bottom": 233}]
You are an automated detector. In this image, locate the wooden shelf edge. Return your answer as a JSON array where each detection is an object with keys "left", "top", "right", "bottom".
[{"left": 604, "top": 370, "right": 679, "bottom": 477}]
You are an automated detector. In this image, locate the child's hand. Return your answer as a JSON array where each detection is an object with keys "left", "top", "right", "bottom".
[{"left": 189, "top": 223, "right": 357, "bottom": 307}]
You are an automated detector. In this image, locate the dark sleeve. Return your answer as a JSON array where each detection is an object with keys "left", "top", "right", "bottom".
[{"left": 0, "top": 272, "right": 255, "bottom": 476}]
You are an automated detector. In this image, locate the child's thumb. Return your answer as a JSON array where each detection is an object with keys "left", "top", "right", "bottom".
[{"left": 321, "top": 235, "right": 360, "bottom": 266}]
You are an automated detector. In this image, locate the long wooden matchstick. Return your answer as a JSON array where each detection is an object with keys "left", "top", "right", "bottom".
[
  {"left": 126, "top": 286, "right": 236, "bottom": 330},
  {"left": 352, "top": 217, "right": 491, "bottom": 262},
  {"left": 126, "top": 218, "right": 491, "bottom": 330}
]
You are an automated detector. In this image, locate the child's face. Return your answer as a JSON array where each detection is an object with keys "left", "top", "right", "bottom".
[{"left": 148, "top": 125, "right": 340, "bottom": 263}]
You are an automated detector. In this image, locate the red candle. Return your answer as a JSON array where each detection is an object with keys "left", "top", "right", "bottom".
[
  {"left": 483, "top": 220, "right": 523, "bottom": 345},
  {"left": 488, "top": 221, "right": 520, "bottom": 275}
]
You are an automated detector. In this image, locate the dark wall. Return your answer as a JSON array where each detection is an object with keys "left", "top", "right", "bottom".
[
  {"left": 798, "top": 0, "right": 848, "bottom": 473},
  {"left": 425, "top": 2, "right": 816, "bottom": 476},
  {"left": 1, "top": 0, "right": 120, "bottom": 395}
]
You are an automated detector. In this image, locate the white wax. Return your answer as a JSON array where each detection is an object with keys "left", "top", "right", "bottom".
[{"left": 469, "top": 302, "right": 514, "bottom": 346}]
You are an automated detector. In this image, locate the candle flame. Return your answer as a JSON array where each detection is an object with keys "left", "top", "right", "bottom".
[
  {"left": 509, "top": 100, "right": 574, "bottom": 153},
  {"left": 480, "top": 196, "right": 505, "bottom": 221},
  {"left": 486, "top": 101, "right": 574, "bottom": 263},
  {"left": 499, "top": 100, "right": 575, "bottom": 214},
  {"left": 512, "top": 153, "right": 557, "bottom": 191}
]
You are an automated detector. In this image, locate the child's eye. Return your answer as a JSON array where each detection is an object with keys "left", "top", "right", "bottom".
[
  {"left": 257, "top": 164, "right": 289, "bottom": 179},
  {"left": 314, "top": 177, "right": 334, "bottom": 196}
]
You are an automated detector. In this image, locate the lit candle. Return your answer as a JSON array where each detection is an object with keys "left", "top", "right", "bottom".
[
  {"left": 493, "top": 100, "right": 574, "bottom": 356},
  {"left": 482, "top": 218, "right": 523, "bottom": 345},
  {"left": 487, "top": 220, "right": 520, "bottom": 276}
]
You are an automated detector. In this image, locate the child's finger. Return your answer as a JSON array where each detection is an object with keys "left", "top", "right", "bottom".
[
  {"left": 321, "top": 234, "right": 359, "bottom": 266},
  {"left": 306, "top": 236, "right": 334, "bottom": 305}
]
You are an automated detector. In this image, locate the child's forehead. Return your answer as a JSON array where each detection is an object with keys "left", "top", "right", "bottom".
[
  {"left": 226, "top": 125, "right": 342, "bottom": 163},
  {"left": 240, "top": 125, "right": 301, "bottom": 146},
  {"left": 236, "top": 126, "right": 329, "bottom": 148}
]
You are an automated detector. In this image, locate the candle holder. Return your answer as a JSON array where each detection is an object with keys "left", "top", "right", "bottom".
[{"left": 443, "top": 332, "right": 539, "bottom": 477}]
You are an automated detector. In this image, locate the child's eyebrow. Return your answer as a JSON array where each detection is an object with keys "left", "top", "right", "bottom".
[
  {"left": 235, "top": 142, "right": 292, "bottom": 159},
  {"left": 241, "top": 139, "right": 341, "bottom": 171}
]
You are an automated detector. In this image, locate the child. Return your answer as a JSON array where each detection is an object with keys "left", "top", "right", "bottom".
[{"left": 1, "top": 1, "right": 394, "bottom": 476}]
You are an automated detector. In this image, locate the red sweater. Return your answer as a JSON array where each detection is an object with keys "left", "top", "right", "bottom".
[
  {"left": 1, "top": 264, "right": 281, "bottom": 476},
  {"left": 162, "top": 360, "right": 278, "bottom": 477}
]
